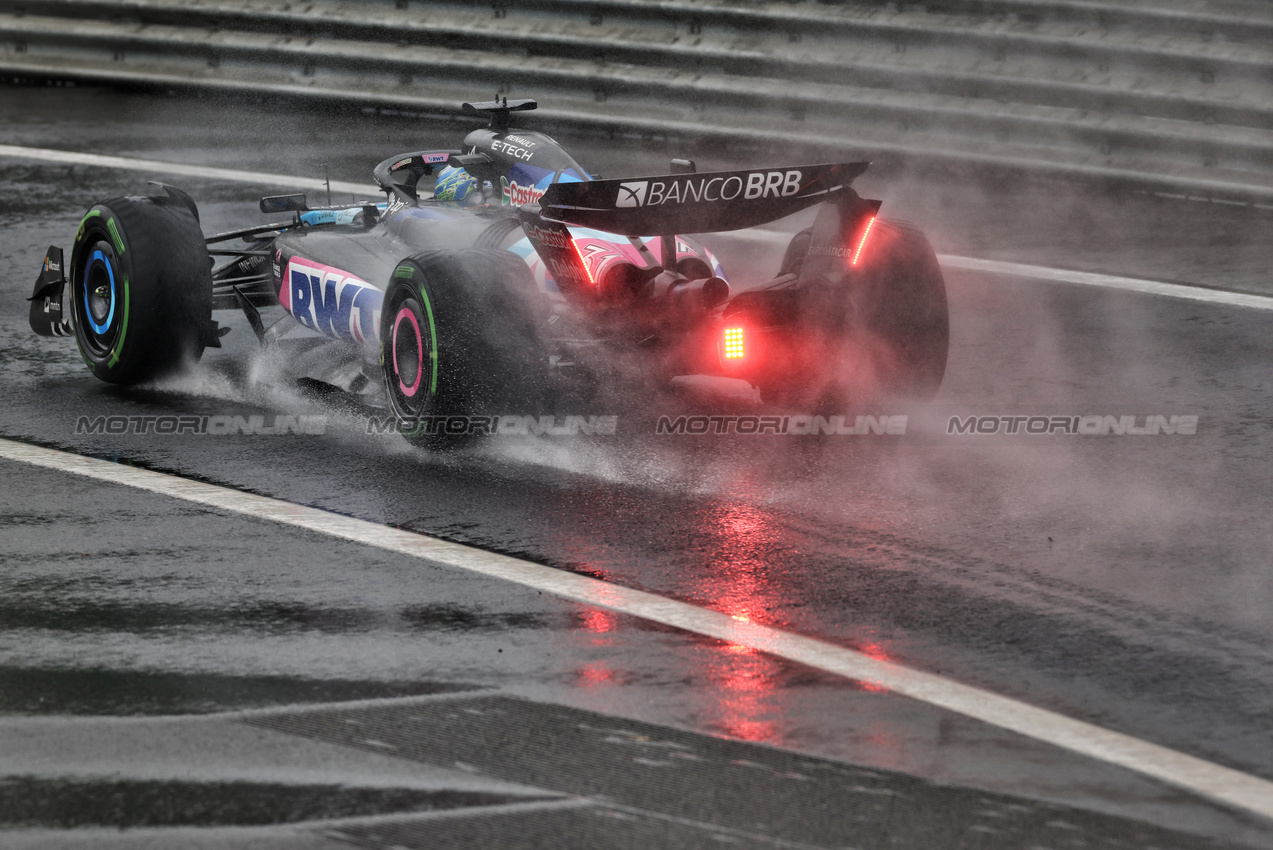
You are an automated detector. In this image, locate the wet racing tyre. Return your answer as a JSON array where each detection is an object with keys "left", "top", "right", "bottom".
[
  {"left": 852, "top": 219, "right": 949, "bottom": 400},
  {"left": 777, "top": 227, "right": 813, "bottom": 278},
  {"left": 766, "top": 221, "right": 948, "bottom": 405},
  {"left": 381, "top": 249, "right": 552, "bottom": 450},
  {"left": 68, "top": 192, "right": 212, "bottom": 384}
]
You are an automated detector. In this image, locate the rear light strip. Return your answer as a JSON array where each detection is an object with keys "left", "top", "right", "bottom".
[{"left": 850, "top": 215, "right": 877, "bottom": 267}]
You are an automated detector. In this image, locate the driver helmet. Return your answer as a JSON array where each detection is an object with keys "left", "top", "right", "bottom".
[{"left": 434, "top": 165, "right": 479, "bottom": 204}]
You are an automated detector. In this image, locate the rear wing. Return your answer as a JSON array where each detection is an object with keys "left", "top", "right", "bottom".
[
  {"left": 536, "top": 162, "right": 870, "bottom": 235},
  {"left": 522, "top": 162, "right": 881, "bottom": 297}
]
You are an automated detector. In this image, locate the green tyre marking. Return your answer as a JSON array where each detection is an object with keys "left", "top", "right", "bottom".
[
  {"left": 106, "top": 274, "right": 130, "bottom": 368},
  {"left": 75, "top": 209, "right": 101, "bottom": 243},
  {"left": 394, "top": 264, "right": 415, "bottom": 279},
  {"left": 106, "top": 217, "right": 125, "bottom": 255},
  {"left": 417, "top": 282, "right": 438, "bottom": 396}
]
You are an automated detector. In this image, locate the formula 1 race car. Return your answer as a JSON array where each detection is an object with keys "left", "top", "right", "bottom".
[{"left": 28, "top": 98, "right": 948, "bottom": 447}]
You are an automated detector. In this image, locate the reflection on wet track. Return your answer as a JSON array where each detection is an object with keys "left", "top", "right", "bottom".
[{"left": 2, "top": 86, "right": 1273, "bottom": 847}]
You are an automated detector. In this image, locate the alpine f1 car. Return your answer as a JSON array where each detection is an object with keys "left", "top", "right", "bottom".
[{"left": 27, "top": 98, "right": 948, "bottom": 447}]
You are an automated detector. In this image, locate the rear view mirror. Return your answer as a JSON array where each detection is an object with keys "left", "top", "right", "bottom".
[{"left": 259, "top": 194, "right": 308, "bottom": 214}]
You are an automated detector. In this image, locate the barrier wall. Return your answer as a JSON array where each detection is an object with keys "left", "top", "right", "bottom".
[{"left": 1, "top": 0, "right": 1270, "bottom": 201}]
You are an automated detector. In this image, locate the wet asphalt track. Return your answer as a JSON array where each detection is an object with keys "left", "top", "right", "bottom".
[{"left": 1, "top": 85, "right": 1273, "bottom": 848}]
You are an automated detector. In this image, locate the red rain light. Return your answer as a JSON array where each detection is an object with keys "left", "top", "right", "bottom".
[
  {"left": 572, "top": 238, "right": 597, "bottom": 285},
  {"left": 850, "top": 215, "right": 877, "bottom": 267},
  {"left": 723, "top": 326, "right": 745, "bottom": 359}
]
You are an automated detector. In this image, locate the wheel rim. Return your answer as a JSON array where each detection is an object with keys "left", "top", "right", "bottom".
[
  {"left": 385, "top": 285, "right": 436, "bottom": 423},
  {"left": 391, "top": 304, "right": 424, "bottom": 398},
  {"left": 75, "top": 239, "right": 122, "bottom": 359},
  {"left": 84, "top": 250, "right": 116, "bottom": 333}
]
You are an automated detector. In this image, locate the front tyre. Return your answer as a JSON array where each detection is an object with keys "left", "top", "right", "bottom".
[{"left": 69, "top": 194, "right": 212, "bottom": 384}]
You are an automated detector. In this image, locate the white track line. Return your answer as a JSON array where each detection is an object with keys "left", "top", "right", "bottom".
[
  {"left": 0, "top": 143, "right": 377, "bottom": 197},
  {"left": 1, "top": 438, "right": 1271, "bottom": 821},
  {"left": 3, "top": 144, "right": 1271, "bottom": 309},
  {"left": 939, "top": 255, "right": 1273, "bottom": 311}
]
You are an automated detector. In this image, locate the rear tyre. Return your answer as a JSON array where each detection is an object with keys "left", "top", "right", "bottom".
[
  {"left": 851, "top": 220, "right": 949, "bottom": 400},
  {"left": 68, "top": 194, "right": 212, "bottom": 384},
  {"left": 764, "top": 221, "right": 947, "bottom": 405},
  {"left": 381, "top": 249, "right": 551, "bottom": 450},
  {"left": 777, "top": 227, "right": 812, "bottom": 278}
]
